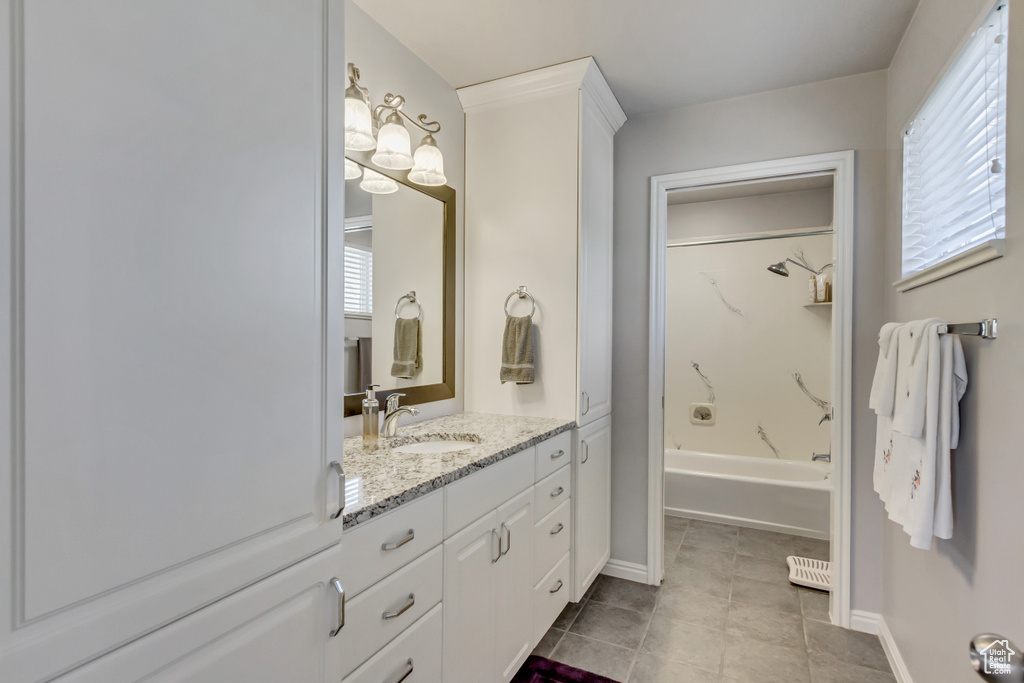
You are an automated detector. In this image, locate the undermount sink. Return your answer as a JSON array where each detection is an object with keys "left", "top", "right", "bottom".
[{"left": 391, "top": 439, "right": 478, "bottom": 455}]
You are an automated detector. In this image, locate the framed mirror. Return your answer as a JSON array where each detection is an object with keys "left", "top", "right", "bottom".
[{"left": 342, "top": 154, "right": 456, "bottom": 416}]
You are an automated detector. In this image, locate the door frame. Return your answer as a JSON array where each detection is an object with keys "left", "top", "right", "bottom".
[{"left": 646, "top": 151, "right": 855, "bottom": 628}]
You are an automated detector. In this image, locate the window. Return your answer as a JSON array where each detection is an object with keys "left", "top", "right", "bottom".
[
  {"left": 344, "top": 245, "right": 373, "bottom": 315},
  {"left": 900, "top": 2, "right": 1007, "bottom": 289}
]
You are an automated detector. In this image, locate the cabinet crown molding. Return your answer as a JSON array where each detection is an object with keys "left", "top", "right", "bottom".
[{"left": 457, "top": 57, "right": 626, "bottom": 131}]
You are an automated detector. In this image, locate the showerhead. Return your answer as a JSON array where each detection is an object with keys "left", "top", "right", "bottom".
[{"left": 767, "top": 261, "right": 790, "bottom": 277}]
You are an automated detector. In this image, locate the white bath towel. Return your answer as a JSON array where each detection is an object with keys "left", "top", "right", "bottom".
[
  {"left": 892, "top": 318, "right": 943, "bottom": 437},
  {"left": 878, "top": 321, "right": 967, "bottom": 550},
  {"left": 869, "top": 322, "right": 902, "bottom": 417}
]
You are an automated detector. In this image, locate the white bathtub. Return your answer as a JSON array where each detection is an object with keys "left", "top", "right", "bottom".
[{"left": 664, "top": 449, "right": 831, "bottom": 539}]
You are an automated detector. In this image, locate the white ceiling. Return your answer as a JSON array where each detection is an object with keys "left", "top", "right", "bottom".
[{"left": 352, "top": 0, "right": 919, "bottom": 116}]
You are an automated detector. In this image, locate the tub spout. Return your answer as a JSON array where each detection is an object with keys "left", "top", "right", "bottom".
[{"left": 812, "top": 453, "right": 831, "bottom": 463}]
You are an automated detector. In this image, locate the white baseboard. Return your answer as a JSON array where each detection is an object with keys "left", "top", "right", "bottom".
[
  {"left": 878, "top": 615, "right": 914, "bottom": 683},
  {"left": 600, "top": 558, "right": 649, "bottom": 584},
  {"left": 665, "top": 507, "right": 829, "bottom": 540},
  {"left": 849, "top": 609, "right": 880, "bottom": 634}
]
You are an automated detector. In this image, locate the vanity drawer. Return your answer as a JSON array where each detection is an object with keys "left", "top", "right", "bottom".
[
  {"left": 535, "top": 431, "right": 572, "bottom": 481},
  {"left": 343, "top": 604, "right": 442, "bottom": 683},
  {"left": 340, "top": 490, "right": 443, "bottom": 598},
  {"left": 339, "top": 545, "right": 443, "bottom": 678},
  {"left": 445, "top": 447, "right": 534, "bottom": 537},
  {"left": 533, "top": 552, "right": 571, "bottom": 645},
  {"left": 533, "top": 499, "right": 571, "bottom": 584},
  {"left": 533, "top": 465, "right": 570, "bottom": 520}
]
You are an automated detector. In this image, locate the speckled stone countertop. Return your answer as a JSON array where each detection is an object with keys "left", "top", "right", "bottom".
[{"left": 341, "top": 412, "right": 574, "bottom": 529}]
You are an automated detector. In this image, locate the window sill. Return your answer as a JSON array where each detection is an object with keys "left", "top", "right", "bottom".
[{"left": 895, "top": 239, "right": 1004, "bottom": 292}]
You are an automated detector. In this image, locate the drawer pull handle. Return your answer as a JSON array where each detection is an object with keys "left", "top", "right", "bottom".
[
  {"left": 550, "top": 486, "right": 564, "bottom": 498},
  {"left": 549, "top": 579, "right": 563, "bottom": 594},
  {"left": 329, "top": 461, "right": 345, "bottom": 520},
  {"left": 389, "top": 659, "right": 414, "bottom": 683},
  {"left": 581, "top": 440, "right": 589, "bottom": 464},
  {"left": 382, "top": 593, "right": 416, "bottom": 620},
  {"left": 550, "top": 449, "right": 565, "bottom": 460},
  {"left": 491, "top": 528, "right": 501, "bottom": 563},
  {"left": 382, "top": 529, "right": 415, "bottom": 551},
  {"left": 500, "top": 522, "right": 512, "bottom": 556},
  {"left": 582, "top": 391, "right": 590, "bottom": 415},
  {"left": 329, "top": 578, "right": 345, "bottom": 637},
  {"left": 550, "top": 522, "right": 564, "bottom": 535}
]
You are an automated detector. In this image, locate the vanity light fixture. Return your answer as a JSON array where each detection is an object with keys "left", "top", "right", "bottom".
[
  {"left": 360, "top": 167, "right": 399, "bottom": 195},
  {"left": 344, "top": 157, "right": 362, "bottom": 180},
  {"left": 344, "top": 62, "right": 446, "bottom": 185}
]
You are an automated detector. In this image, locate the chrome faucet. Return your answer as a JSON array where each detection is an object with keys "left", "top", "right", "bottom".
[
  {"left": 812, "top": 452, "right": 831, "bottom": 463},
  {"left": 382, "top": 393, "right": 419, "bottom": 437}
]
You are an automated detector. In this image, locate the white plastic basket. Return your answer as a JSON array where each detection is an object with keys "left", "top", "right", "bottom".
[{"left": 787, "top": 555, "right": 831, "bottom": 591}]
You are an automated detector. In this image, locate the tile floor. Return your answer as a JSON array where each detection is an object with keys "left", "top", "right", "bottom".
[{"left": 530, "top": 517, "right": 896, "bottom": 683}]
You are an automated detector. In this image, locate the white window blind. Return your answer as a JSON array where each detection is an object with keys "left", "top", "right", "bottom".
[
  {"left": 901, "top": 2, "right": 1007, "bottom": 279},
  {"left": 344, "top": 245, "right": 373, "bottom": 315}
]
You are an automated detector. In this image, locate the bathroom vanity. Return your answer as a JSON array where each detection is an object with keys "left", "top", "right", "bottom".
[{"left": 335, "top": 412, "right": 610, "bottom": 683}]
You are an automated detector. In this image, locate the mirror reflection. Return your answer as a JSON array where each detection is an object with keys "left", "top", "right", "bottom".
[{"left": 343, "top": 159, "right": 446, "bottom": 399}]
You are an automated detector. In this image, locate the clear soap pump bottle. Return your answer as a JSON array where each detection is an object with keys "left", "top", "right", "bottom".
[{"left": 362, "top": 384, "right": 381, "bottom": 448}]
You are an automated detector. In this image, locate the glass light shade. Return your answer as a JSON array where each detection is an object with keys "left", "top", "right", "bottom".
[
  {"left": 371, "top": 114, "right": 414, "bottom": 170},
  {"left": 359, "top": 168, "right": 398, "bottom": 195},
  {"left": 344, "top": 157, "right": 362, "bottom": 180},
  {"left": 407, "top": 135, "right": 447, "bottom": 186},
  {"left": 344, "top": 95, "right": 376, "bottom": 152}
]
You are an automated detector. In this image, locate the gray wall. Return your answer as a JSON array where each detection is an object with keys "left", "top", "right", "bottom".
[
  {"left": 611, "top": 70, "right": 888, "bottom": 613},
  {"left": 882, "top": 0, "right": 1024, "bottom": 679}
]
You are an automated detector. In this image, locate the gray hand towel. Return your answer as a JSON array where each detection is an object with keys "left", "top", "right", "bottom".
[
  {"left": 500, "top": 314, "right": 534, "bottom": 384},
  {"left": 391, "top": 317, "right": 421, "bottom": 379}
]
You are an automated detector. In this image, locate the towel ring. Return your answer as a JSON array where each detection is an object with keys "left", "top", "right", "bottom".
[
  {"left": 395, "top": 291, "right": 422, "bottom": 319},
  {"left": 504, "top": 285, "right": 536, "bottom": 317}
]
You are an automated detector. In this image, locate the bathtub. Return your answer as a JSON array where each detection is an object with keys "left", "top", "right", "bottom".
[{"left": 664, "top": 449, "right": 831, "bottom": 539}]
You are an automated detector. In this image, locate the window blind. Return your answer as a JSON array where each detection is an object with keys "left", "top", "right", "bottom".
[
  {"left": 901, "top": 2, "right": 1007, "bottom": 277},
  {"left": 344, "top": 245, "right": 373, "bottom": 315}
]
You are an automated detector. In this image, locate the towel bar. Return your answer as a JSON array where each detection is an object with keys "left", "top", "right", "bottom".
[{"left": 938, "top": 318, "right": 997, "bottom": 339}]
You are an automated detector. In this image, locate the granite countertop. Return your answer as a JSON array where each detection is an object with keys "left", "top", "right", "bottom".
[{"left": 341, "top": 412, "right": 575, "bottom": 529}]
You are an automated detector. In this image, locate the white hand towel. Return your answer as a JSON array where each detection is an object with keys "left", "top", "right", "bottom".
[
  {"left": 869, "top": 322, "right": 902, "bottom": 416},
  {"left": 892, "top": 318, "right": 944, "bottom": 437},
  {"left": 933, "top": 336, "right": 967, "bottom": 541}
]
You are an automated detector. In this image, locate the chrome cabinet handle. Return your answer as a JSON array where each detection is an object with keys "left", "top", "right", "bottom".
[
  {"left": 389, "top": 659, "right": 414, "bottom": 683},
  {"left": 550, "top": 486, "right": 564, "bottom": 498},
  {"left": 491, "top": 528, "right": 501, "bottom": 563},
  {"left": 382, "top": 593, "right": 415, "bottom": 620},
  {"left": 382, "top": 529, "right": 415, "bottom": 551},
  {"left": 581, "top": 440, "right": 589, "bottom": 464},
  {"left": 550, "top": 449, "right": 565, "bottom": 460},
  {"left": 582, "top": 392, "right": 590, "bottom": 415},
  {"left": 550, "top": 522, "right": 564, "bottom": 535},
  {"left": 500, "top": 522, "right": 511, "bottom": 556},
  {"left": 549, "top": 579, "right": 563, "bottom": 594},
  {"left": 329, "top": 578, "right": 345, "bottom": 637},
  {"left": 329, "top": 461, "right": 345, "bottom": 520}
]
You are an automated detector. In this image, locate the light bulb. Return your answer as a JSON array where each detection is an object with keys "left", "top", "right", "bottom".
[
  {"left": 371, "top": 112, "right": 413, "bottom": 170},
  {"left": 360, "top": 168, "right": 398, "bottom": 195},
  {"left": 344, "top": 158, "right": 362, "bottom": 180},
  {"left": 408, "top": 134, "right": 447, "bottom": 186},
  {"left": 344, "top": 85, "right": 376, "bottom": 152}
]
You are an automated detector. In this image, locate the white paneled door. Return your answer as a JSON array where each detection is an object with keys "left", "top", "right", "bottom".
[
  {"left": 573, "top": 416, "right": 611, "bottom": 600},
  {"left": 0, "top": 1, "right": 347, "bottom": 680}
]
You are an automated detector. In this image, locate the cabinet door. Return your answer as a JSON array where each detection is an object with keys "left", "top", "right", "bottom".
[
  {"left": 55, "top": 544, "right": 345, "bottom": 683},
  {"left": 576, "top": 88, "right": 615, "bottom": 426},
  {"left": 0, "top": 2, "right": 346, "bottom": 680},
  {"left": 443, "top": 511, "right": 500, "bottom": 683},
  {"left": 495, "top": 489, "right": 535, "bottom": 682},
  {"left": 573, "top": 418, "right": 612, "bottom": 601}
]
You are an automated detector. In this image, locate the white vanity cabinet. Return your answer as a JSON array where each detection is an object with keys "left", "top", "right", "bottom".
[
  {"left": 0, "top": 2, "right": 348, "bottom": 680},
  {"left": 459, "top": 57, "right": 625, "bottom": 428},
  {"left": 573, "top": 416, "right": 613, "bottom": 601}
]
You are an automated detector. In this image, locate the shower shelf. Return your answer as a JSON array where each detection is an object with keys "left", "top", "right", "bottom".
[{"left": 803, "top": 302, "right": 832, "bottom": 308}]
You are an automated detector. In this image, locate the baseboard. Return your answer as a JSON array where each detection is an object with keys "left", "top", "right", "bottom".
[
  {"left": 665, "top": 507, "right": 829, "bottom": 540},
  {"left": 600, "top": 558, "right": 649, "bottom": 584},
  {"left": 849, "top": 609, "right": 879, "bottom": 634},
  {"left": 878, "top": 615, "right": 914, "bottom": 683}
]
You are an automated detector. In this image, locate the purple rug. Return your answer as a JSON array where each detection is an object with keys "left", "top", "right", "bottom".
[{"left": 512, "top": 655, "right": 619, "bottom": 683}]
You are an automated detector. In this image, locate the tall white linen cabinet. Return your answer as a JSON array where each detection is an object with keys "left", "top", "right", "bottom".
[{"left": 459, "top": 58, "right": 626, "bottom": 602}]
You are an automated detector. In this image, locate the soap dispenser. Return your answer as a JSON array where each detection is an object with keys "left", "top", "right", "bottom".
[{"left": 362, "top": 384, "right": 381, "bottom": 448}]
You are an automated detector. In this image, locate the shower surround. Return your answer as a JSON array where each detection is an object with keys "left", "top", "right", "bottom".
[{"left": 666, "top": 234, "right": 832, "bottom": 462}]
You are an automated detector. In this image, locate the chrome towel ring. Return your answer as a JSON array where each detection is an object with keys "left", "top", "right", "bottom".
[
  {"left": 395, "top": 291, "right": 422, "bottom": 319},
  {"left": 504, "top": 285, "right": 536, "bottom": 317}
]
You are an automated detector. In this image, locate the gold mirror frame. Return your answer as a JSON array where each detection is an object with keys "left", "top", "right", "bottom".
[{"left": 343, "top": 152, "right": 456, "bottom": 416}]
